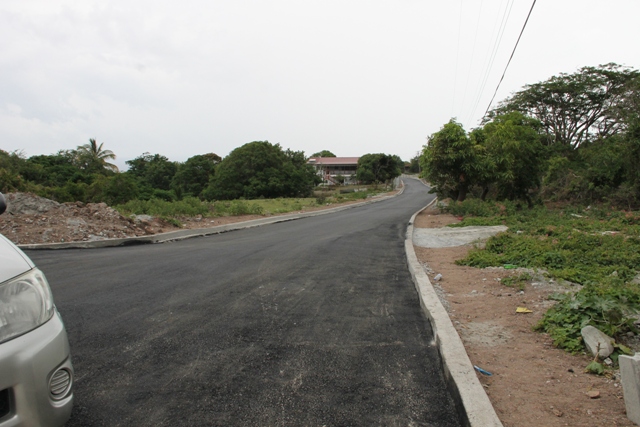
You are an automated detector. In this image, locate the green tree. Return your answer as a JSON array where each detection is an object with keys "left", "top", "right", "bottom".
[
  {"left": 490, "top": 63, "right": 640, "bottom": 148},
  {"left": 126, "top": 153, "right": 178, "bottom": 194},
  {"left": 205, "top": 141, "right": 319, "bottom": 200},
  {"left": 0, "top": 150, "right": 27, "bottom": 192},
  {"left": 356, "top": 153, "right": 403, "bottom": 185},
  {"left": 172, "top": 153, "right": 221, "bottom": 198},
  {"left": 420, "top": 119, "right": 477, "bottom": 201},
  {"left": 23, "top": 151, "right": 87, "bottom": 187},
  {"left": 481, "top": 112, "right": 545, "bottom": 205},
  {"left": 76, "top": 139, "right": 119, "bottom": 173},
  {"left": 87, "top": 174, "right": 140, "bottom": 205},
  {"left": 311, "top": 150, "right": 336, "bottom": 157},
  {"left": 407, "top": 153, "right": 421, "bottom": 174}
]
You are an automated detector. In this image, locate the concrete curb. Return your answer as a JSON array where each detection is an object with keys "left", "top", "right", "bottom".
[
  {"left": 19, "top": 184, "right": 405, "bottom": 250},
  {"left": 405, "top": 201, "right": 503, "bottom": 427}
]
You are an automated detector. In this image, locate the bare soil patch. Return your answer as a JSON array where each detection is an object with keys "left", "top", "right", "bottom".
[
  {"left": 0, "top": 193, "right": 267, "bottom": 245},
  {"left": 414, "top": 206, "right": 634, "bottom": 427}
]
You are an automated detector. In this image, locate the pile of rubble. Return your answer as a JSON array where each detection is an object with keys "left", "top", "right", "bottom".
[{"left": 0, "top": 193, "right": 176, "bottom": 245}]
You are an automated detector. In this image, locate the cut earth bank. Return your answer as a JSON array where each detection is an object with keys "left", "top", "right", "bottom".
[{"left": 413, "top": 204, "right": 636, "bottom": 427}]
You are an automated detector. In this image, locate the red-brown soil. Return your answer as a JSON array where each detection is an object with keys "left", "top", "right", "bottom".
[{"left": 413, "top": 206, "right": 634, "bottom": 427}]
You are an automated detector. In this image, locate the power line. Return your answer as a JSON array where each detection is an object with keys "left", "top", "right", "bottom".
[
  {"left": 482, "top": 0, "right": 537, "bottom": 119},
  {"left": 465, "top": 0, "right": 514, "bottom": 125},
  {"left": 460, "top": 0, "right": 485, "bottom": 117},
  {"left": 451, "top": 0, "right": 464, "bottom": 116}
]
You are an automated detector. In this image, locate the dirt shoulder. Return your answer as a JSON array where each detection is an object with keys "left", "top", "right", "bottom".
[{"left": 413, "top": 206, "right": 634, "bottom": 427}]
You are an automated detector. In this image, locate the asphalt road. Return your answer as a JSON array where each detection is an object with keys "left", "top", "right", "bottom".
[{"left": 27, "top": 178, "right": 463, "bottom": 427}]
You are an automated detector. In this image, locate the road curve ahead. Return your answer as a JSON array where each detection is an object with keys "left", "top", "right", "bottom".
[{"left": 27, "top": 178, "right": 462, "bottom": 427}]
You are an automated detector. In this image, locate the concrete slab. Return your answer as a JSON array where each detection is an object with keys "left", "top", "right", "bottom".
[
  {"left": 619, "top": 353, "right": 640, "bottom": 425},
  {"left": 413, "top": 225, "right": 508, "bottom": 248}
]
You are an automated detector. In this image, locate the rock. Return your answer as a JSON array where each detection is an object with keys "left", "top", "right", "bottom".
[
  {"left": 581, "top": 325, "right": 614, "bottom": 359},
  {"left": 5, "top": 192, "right": 60, "bottom": 215},
  {"left": 587, "top": 390, "right": 600, "bottom": 399},
  {"left": 132, "top": 214, "right": 155, "bottom": 224}
]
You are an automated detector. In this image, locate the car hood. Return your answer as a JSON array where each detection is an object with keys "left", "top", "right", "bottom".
[{"left": 0, "top": 233, "right": 34, "bottom": 283}]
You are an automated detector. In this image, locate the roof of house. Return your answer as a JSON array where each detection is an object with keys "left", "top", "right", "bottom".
[{"left": 307, "top": 157, "right": 360, "bottom": 165}]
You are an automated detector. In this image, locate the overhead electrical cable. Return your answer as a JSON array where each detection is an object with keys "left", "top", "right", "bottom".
[
  {"left": 482, "top": 0, "right": 537, "bottom": 118},
  {"left": 465, "top": 0, "right": 514, "bottom": 125},
  {"left": 460, "top": 0, "right": 485, "bottom": 119},
  {"left": 451, "top": 0, "right": 464, "bottom": 116}
]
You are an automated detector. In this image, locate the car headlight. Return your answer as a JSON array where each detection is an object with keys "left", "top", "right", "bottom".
[{"left": 0, "top": 268, "right": 55, "bottom": 344}]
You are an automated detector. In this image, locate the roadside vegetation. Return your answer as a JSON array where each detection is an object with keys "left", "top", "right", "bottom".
[
  {"left": 1, "top": 137, "right": 401, "bottom": 215},
  {"left": 446, "top": 200, "right": 640, "bottom": 355},
  {"left": 421, "top": 63, "right": 640, "bottom": 363},
  {"left": 113, "top": 187, "right": 388, "bottom": 220}
]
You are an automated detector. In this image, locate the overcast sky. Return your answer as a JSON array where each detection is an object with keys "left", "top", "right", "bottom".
[{"left": 2, "top": 0, "right": 639, "bottom": 169}]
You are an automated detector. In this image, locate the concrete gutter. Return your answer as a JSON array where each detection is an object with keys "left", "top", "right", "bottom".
[
  {"left": 19, "top": 186, "right": 403, "bottom": 250},
  {"left": 405, "top": 199, "right": 503, "bottom": 427}
]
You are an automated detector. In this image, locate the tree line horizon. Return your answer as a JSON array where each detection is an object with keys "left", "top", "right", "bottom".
[
  {"left": 0, "top": 138, "right": 403, "bottom": 204},
  {"left": 420, "top": 63, "right": 640, "bottom": 209},
  {"left": 3, "top": 62, "right": 638, "bottom": 209}
]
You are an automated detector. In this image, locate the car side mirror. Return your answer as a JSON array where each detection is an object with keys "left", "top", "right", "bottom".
[{"left": 0, "top": 193, "right": 6, "bottom": 215}]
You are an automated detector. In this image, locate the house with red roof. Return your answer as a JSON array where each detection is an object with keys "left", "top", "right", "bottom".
[{"left": 307, "top": 157, "right": 360, "bottom": 185}]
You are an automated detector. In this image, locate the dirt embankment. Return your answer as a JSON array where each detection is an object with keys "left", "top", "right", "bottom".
[{"left": 0, "top": 193, "right": 267, "bottom": 245}]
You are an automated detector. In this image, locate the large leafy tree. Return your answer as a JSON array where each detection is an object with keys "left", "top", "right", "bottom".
[
  {"left": 420, "top": 119, "right": 478, "bottom": 201},
  {"left": 86, "top": 173, "right": 140, "bottom": 205},
  {"left": 23, "top": 151, "right": 86, "bottom": 187},
  {"left": 76, "top": 138, "right": 119, "bottom": 173},
  {"left": 481, "top": 112, "right": 545, "bottom": 204},
  {"left": 172, "top": 153, "right": 221, "bottom": 198},
  {"left": 126, "top": 153, "right": 178, "bottom": 192},
  {"left": 490, "top": 63, "right": 640, "bottom": 148},
  {"left": 355, "top": 153, "right": 403, "bottom": 185},
  {"left": 0, "top": 150, "right": 27, "bottom": 192},
  {"left": 205, "top": 141, "right": 319, "bottom": 200}
]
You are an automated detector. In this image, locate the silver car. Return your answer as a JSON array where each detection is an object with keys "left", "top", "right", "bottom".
[{"left": 0, "top": 193, "right": 73, "bottom": 427}]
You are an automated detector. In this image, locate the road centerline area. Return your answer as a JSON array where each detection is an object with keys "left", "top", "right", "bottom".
[{"left": 27, "top": 178, "right": 463, "bottom": 426}]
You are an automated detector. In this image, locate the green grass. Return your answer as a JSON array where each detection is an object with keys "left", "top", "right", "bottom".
[
  {"left": 445, "top": 199, "right": 640, "bottom": 354},
  {"left": 114, "top": 187, "right": 390, "bottom": 219}
]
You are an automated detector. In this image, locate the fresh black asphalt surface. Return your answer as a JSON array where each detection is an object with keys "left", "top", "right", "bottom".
[{"left": 27, "top": 178, "right": 463, "bottom": 426}]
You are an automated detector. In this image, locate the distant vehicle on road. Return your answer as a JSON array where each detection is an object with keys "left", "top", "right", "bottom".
[{"left": 0, "top": 192, "right": 73, "bottom": 427}]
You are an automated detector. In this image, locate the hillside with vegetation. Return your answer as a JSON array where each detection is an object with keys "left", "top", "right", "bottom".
[{"left": 420, "top": 63, "right": 640, "bottom": 366}]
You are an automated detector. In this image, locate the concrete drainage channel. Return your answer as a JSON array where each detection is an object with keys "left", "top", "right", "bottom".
[
  {"left": 406, "top": 199, "right": 503, "bottom": 427},
  {"left": 19, "top": 182, "right": 503, "bottom": 425}
]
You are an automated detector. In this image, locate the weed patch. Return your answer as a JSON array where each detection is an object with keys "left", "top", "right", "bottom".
[{"left": 448, "top": 200, "right": 640, "bottom": 355}]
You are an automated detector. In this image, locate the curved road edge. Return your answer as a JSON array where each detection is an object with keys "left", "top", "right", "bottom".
[
  {"left": 405, "top": 196, "right": 503, "bottom": 427},
  {"left": 18, "top": 182, "right": 405, "bottom": 250}
]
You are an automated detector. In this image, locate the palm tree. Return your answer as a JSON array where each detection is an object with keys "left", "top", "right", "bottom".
[{"left": 76, "top": 139, "right": 119, "bottom": 173}]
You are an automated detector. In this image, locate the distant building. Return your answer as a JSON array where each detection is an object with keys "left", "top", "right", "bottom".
[{"left": 307, "top": 157, "right": 359, "bottom": 185}]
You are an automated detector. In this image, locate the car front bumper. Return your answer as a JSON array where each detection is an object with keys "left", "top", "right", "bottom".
[{"left": 0, "top": 311, "right": 73, "bottom": 427}]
